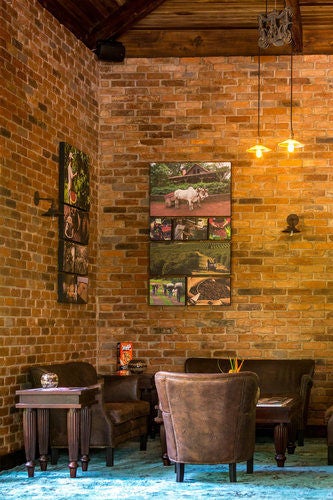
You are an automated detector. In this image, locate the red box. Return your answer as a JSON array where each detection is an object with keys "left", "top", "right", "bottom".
[{"left": 117, "top": 342, "right": 133, "bottom": 374}]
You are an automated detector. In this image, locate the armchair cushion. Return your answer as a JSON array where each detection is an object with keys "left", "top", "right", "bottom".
[{"left": 105, "top": 401, "right": 150, "bottom": 424}]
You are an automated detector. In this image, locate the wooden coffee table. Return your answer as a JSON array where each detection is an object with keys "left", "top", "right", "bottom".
[
  {"left": 156, "top": 395, "right": 302, "bottom": 468},
  {"left": 256, "top": 396, "right": 302, "bottom": 467},
  {"left": 16, "top": 385, "right": 99, "bottom": 478}
]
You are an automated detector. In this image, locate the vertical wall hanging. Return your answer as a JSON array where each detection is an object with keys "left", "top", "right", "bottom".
[
  {"left": 57, "top": 142, "right": 90, "bottom": 303},
  {"left": 149, "top": 162, "right": 232, "bottom": 306}
]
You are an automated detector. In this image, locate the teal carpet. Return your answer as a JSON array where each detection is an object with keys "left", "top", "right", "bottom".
[{"left": 1, "top": 438, "right": 332, "bottom": 499}]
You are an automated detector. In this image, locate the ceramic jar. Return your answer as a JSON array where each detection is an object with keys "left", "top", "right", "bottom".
[
  {"left": 128, "top": 359, "right": 147, "bottom": 374},
  {"left": 40, "top": 372, "right": 59, "bottom": 388}
]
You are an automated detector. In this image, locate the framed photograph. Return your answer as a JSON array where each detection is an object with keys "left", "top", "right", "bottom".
[
  {"left": 150, "top": 241, "right": 231, "bottom": 276},
  {"left": 59, "top": 240, "right": 76, "bottom": 274},
  {"left": 60, "top": 204, "right": 89, "bottom": 244},
  {"left": 58, "top": 273, "right": 78, "bottom": 303},
  {"left": 208, "top": 217, "right": 231, "bottom": 240},
  {"left": 58, "top": 273, "right": 88, "bottom": 303},
  {"left": 150, "top": 162, "right": 231, "bottom": 216},
  {"left": 149, "top": 278, "right": 185, "bottom": 306},
  {"left": 77, "top": 276, "right": 88, "bottom": 304},
  {"left": 150, "top": 217, "right": 172, "bottom": 240},
  {"left": 173, "top": 217, "right": 208, "bottom": 240},
  {"left": 59, "top": 241, "right": 88, "bottom": 275},
  {"left": 187, "top": 277, "right": 231, "bottom": 306},
  {"left": 59, "top": 142, "right": 90, "bottom": 211}
]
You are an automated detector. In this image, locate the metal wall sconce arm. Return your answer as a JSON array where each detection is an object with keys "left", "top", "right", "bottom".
[{"left": 34, "top": 191, "right": 62, "bottom": 217}]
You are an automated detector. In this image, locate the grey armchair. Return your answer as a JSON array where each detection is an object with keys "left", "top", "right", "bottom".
[
  {"left": 29, "top": 362, "right": 150, "bottom": 466},
  {"left": 155, "top": 371, "right": 259, "bottom": 482}
]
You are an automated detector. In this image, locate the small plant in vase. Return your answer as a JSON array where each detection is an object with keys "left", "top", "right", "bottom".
[{"left": 229, "top": 358, "right": 244, "bottom": 373}]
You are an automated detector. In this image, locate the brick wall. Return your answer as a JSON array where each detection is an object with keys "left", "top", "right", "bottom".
[
  {"left": 1, "top": 0, "right": 99, "bottom": 455},
  {"left": 2, "top": 0, "right": 333, "bottom": 458},
  {"left": 98, "top": 56, "right": 333, "bottom": 427}
]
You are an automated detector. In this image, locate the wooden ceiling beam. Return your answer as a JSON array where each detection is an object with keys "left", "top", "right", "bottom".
[
  {"left": 85, "top": 0, "right": 168, "bottom": 49},
  {"left": 286, "top": 0, "right": 303, "bottom": 53}
]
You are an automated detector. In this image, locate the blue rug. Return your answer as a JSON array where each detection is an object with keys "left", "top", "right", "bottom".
[{"left": 1, "top": 438, "right": 332, "bottom": 499}]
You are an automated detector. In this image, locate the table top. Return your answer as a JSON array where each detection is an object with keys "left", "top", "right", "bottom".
[
  {"left": 256, "top": 395, "right": 301, "bottom": 424},
  {"left": 16, "top": 384, "right": 100, "bottom": 409}
]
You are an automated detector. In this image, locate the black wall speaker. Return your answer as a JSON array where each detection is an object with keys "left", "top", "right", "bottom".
[{"left": 95, "top": 40, "right": 125, "bottom": 62}]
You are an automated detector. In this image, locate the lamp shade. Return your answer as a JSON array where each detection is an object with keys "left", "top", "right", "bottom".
[{"left": 247, "top": 140, "right": 271, "bottom": 159}]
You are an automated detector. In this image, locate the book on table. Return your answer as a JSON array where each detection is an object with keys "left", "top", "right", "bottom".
[{"left": 257, "top": 397, "right": 294, "bottom": 407}]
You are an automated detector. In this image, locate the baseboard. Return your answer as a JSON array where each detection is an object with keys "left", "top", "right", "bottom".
[{"left": 0, "top": 449, "right": 25, "bottom": 471}]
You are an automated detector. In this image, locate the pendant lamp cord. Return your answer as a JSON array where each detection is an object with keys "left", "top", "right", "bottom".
[
  {"left": 290, "top": 49, "right": 294, "bottom": 138},
  {"left": 257, "top": 47, "right": 261, "bottom": 138}
]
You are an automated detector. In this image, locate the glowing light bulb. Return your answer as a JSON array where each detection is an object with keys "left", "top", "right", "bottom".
[
  {"left": 256, "top": 148, "right": 263, "bottom": 159},
  {"left": 288, "top": 141, "right": 294, "bottom": 153}
]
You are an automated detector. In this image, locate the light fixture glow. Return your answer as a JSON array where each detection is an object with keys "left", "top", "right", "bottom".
[
  {"left": 247, "top": 49, "right": 271, "bottom": 158},
  {"left": 247, "top": 141, "right": 271, "bottom": 158},
  {"left": 278, "top": 51, "right": 304, "bottom": 152}
]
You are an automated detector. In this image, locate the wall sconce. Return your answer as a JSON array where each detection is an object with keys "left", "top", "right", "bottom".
[
  {"left": 34, "top": 191, "right": 62, "bottom": 218},
  {"left": 282, "top": 214, "right": 300, "bottom": 235}
]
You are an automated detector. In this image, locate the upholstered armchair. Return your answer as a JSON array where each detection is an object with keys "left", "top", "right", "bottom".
[
  {"left": 155, "top": 371, "right": 259, "bottom": 482},
  {"left": 28, "top": 362, "right": 150, "bottom": 466}
]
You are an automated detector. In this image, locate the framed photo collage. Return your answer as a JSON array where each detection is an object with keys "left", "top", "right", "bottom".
[
  {"left": 57, "top": 142, "right": 90, "bottom": 304},
  {"left": 149, "top": 162, "right": 232, "bottom": 306}
]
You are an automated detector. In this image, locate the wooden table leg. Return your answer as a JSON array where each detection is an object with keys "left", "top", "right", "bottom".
[
  {"left": 154, "top": 409, "right": 171, "bottom": 466},
  {"left": 37, "top": 408, "right": 49, "bottom": 471},
  {"left": 67, "top": 408, "right": 80, "bottom": 478},
  {"left": 274, "top": 423, "right": 288, "bottom": 467},
  {"left": 287, "top": 421, "right": 297, "bottom": 454},
  {"left": 23, "top": 408, "right": 36, "bottom": 477},
  {"left": 80, "top": 406, "right": 91, "bottom": 471}
]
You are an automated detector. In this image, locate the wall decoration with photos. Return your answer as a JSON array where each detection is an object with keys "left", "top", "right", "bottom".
[
  {"left": 58, "top": 142, "right": 90, "bottom": 303},
  {"left": 149, "top": 162, "right": 232, "bottom": 306}
]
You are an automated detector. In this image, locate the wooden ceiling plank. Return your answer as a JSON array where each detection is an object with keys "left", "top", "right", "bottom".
[
  {"left": 85, "top": 0, "right": 168, "bottom": 48},
  {"left": 118, "top": 28, "right": 296, "bottom": 58}
]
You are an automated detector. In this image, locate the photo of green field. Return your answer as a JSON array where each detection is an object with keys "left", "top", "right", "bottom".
[{"left": 150, "top": 241, "right": 230, "bottom": 276}]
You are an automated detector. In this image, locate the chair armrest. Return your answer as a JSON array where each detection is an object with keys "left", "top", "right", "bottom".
[{"left": 102, "top": 375, "right": 140, "bottom": 402}]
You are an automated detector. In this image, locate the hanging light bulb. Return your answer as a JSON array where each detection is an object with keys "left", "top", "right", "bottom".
[
  {"left": 247, "top": 140, "right": 271, "bottom": 159},
  {"left": 278, "top": 51, "right": 304, "bottom": 152},
  {"left": 247, "top": 49, "right": 271, "bottom": 158}
]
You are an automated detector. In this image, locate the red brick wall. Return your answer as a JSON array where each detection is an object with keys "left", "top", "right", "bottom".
[
  {"left": 98, "top": 56, "right": 333, "bottom": 427},
  {"left": 1, "top": 0, "right": 98, "bottom": 455}
]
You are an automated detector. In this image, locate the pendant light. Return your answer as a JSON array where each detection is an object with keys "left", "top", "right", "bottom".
[
  {"left": 278, "top": 51, "right": 304, "bottom": 152},
  {"left": 247, "top": 49, "right": 271, "bottom": 158}
]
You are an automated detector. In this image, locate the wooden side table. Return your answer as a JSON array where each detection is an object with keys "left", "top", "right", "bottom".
[
  {"left": 137, "top": 372, "right": 158, "bottom": 438},
  {"left": 256, "top": 396, "right": 302, "bottom": 467},
  {"left": 16, "top": 385, "right": 99, "bottom": 478}
]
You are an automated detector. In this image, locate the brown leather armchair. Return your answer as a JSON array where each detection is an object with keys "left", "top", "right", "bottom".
[
  {"left": 28, "top": 362, "right": 150, "bottom": 466},
  {"left": 155, "top": 371, "right": 259, "bottom": 482}
]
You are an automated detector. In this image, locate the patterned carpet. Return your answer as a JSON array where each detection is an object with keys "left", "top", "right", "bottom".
[{"left": 0, "top": 437, "right": 332, "bottom": 499}]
